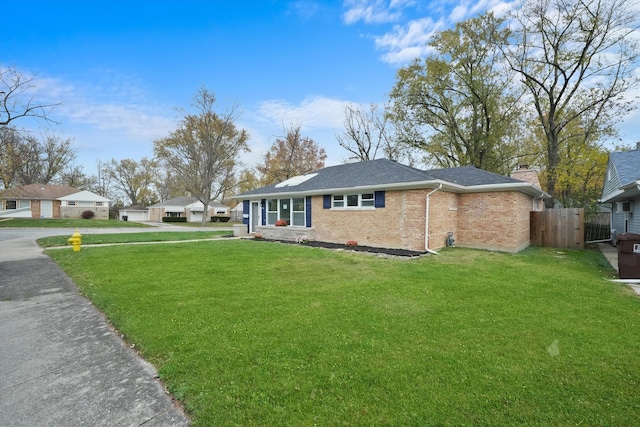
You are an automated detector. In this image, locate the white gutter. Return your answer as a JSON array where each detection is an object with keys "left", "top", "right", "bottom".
[{"left": 424, "top": 184, "right": 442, "bottom": 255}]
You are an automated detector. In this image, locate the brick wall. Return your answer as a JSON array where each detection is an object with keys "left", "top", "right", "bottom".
[
  {"left": 61, "top": 206, "right": 109, "bottom": 219},
  {"left": 456, "top": 191, "right": 532, "bottom": 252},
  {"left": 312, "top": 190, "right": 430, "bottom": 251},
  {"left": 310, "top": 189, "right": 533, "bottom": 253}
]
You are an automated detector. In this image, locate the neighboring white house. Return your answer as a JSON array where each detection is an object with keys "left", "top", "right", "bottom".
[
  {"left": 147, "top": 196, "right": 230, "bottom": 223},
  {"left": 0, "top": 184, "right": 110, "bottom": 219},
  {"left": 600, "top": 143, "right": 640, "bottom": 239}
]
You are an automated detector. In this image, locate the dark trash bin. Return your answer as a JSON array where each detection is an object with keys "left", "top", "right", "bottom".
[
  {"left": 617, "top": 233, "right": 640, "bottom": 279},
  {"left": 122, "top": 215, "right": 128, "bottom": 221}
]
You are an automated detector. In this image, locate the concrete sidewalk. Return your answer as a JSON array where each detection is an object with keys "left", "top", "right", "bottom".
[{"left": 0, "top": 232, "right": 190, "bottom": 426}]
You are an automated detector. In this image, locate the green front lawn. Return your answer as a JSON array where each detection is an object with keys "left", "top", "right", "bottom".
[
  {"left": 46, "top": 241, "right": 640, "bottom": 426},
  {"left": 0, "top": 218, "right": 150, "bottom": 228}
]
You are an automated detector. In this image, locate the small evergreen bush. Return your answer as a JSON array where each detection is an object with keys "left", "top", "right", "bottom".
[{"left": 162, "top": 216, "right": 187, "bottom": 223}]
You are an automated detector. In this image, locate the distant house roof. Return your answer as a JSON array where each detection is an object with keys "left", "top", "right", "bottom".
[
  {"left": 0, "top": 184, "right": 109, "bottom": 202},
  {"left": 0, "top": 184, "right": 79, "bottom": 199},
  {"left": 610, "top": 150, "right": 640, "bottom": 186},
  {"left": 121, "top": 205, "right": 149, "bottom": 211},
  {"left": 149, "top": 196, "right": 227, "bottom": 208},
  {"left": 238, "top": 159, "right": 549, "bottom": 199},
  {"left": 58, "top": 190, "right": 110, "bottom": 202},
  {"left": 602, "top": 149, "right": 640, "bottom": 203}
]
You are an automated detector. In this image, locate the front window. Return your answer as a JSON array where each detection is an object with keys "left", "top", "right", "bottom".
[
  {"left": 68, "top": 201, "right": 76, "bottom": 206},
  {"left": 268, "top": 199, "right": 278, "bottom": 224},
  {"left": 95, "top": 202, "right": 103, "bottom": 207},
  {"left": 167, "top": 212, "right": 182, "bottom": 217},
  {"left": 5, "top": 200, "right": 17, "bottom": 210},
  {"left": 292, "top": 197, "right": 305, "bottom": 226},
  {"left": 332, "top": 194, "right": 376, "bottom": 209},
  {"left": 361, "top": 193, "right": 374, "bottom": 207},
  {"left": 265, "top": 197, "right": 306, "bottom": 226}
]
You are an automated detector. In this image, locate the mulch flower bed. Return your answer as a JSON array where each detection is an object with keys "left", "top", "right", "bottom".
[{"left": 255, "top": 238, "right": 427, "bottom": 258}]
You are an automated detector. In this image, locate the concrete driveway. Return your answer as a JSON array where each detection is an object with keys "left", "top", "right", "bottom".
[{"left": 0, "top": 227, "right": 191, "bottom": 426}]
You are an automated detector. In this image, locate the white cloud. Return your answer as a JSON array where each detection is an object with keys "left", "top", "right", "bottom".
[
  {"left": 375, "top": 17, "right": 441, "bottom": 64},
  {"left": 347, "top": 0, "right": 518, "bottom": 65},
  {"left": 342, "top": 0, "right": 404, "bottom": 24},
  {"left": 256, "top": 96, "right": 351, "bottom": 130},
  {"left": 32, "top": 70, "right": 175, "bottom": 141}
]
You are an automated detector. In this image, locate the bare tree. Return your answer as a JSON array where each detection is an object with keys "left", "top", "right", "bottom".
[
  {"left": 336, "top": 103, "right": 404, "bottom": 162},
  {"left": 154, "top": 87, "right": 249, "bottom": 225},
  {"left": 1, "top": 65, "right": 60, "bottom": 126},
  {"left": 257, "top": 124, "right": 326, "bottom": 186},
  {"left": 105, "top": 157, "right": 159, "bottom": 206},
  {"left": 505, "top": 0, "right": 640, "bottom": 206},
  {"left": 0, "top": 127, "right": 75, "bottom": 187}
]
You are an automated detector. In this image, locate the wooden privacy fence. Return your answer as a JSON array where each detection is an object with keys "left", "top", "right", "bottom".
[
  {"left": 584, "top": 212, "right": 611, "bottom": 243},
  {"left": 530, "top": 208, "right": 584, "bottom": 249}
]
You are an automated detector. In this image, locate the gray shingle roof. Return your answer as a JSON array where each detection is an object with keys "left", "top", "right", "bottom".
[
  {"left": 610, "top": 150, "right": 640, "bottom": 186},
  {"left": 425, "top": 165, "right": 524, "bottom": 186},
  {"left": 239, "top": 159, "right": 541, "bottom": 198}
]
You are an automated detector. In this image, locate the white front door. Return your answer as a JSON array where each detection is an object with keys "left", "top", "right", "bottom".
[
  {"left": 250, "top": 202, "right": 260, "bottom": 233},
  {"left": 41, "top": 200, "right": 53, "bottom": 218}
]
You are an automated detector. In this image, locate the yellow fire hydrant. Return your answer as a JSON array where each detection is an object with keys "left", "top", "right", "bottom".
[{"left": 68, "top": 229, "right": 82, "bottom": 252}]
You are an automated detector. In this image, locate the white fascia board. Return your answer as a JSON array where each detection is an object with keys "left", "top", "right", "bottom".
[
  {"left": 600, "top": 183, "right": 640, "bottom": 203},
  {"left": 235, "top": 180, "right": 453, "bottom": 200},
  {"left": 58, "top": 190, "right": 110, "bottom": 202},
  {"left": 236, "top": 180, "right": 549, "bottom": 201},
  {"left": 237, "top": 180, "right": 549, "bottom": 200},
  {"left": 620, "top": 180, "right": 640, "bottom": 191}
]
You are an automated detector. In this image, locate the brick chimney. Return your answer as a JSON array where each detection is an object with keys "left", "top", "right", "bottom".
[{"left": 511, "top": 165, "right": 542, "bottom": 189}]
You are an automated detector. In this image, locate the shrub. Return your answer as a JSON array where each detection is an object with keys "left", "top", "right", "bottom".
[
  {"left": 254, "top": 233, "right": 264, "bottom": 240},
  {"left": 162, "top": 216, "right": 187, "bottom": 223},
  {"left": 296, "top": 235, "right": 309, "bottom": 244},
  {"left": 211, "top": 216, "right": 231, "bottom": 222},
  {"left": 275, "top": 219, "right": 288, "bottom": 226},
  {"left": 346, "top": 240, "right": 358, "bottom": 247},
  {"left": 81, "top": 210, "right": 95, "bottom": 219}
]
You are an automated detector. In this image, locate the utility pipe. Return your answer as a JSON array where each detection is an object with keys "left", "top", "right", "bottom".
[{"left": 424, "top": 184, "right": 443, "bottom": 254}]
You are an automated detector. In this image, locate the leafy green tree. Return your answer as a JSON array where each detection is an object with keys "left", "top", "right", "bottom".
[
  {"left": 153, "top": 87, "right": 249, "bottom": 225},
  {"left": 388, "top": 13, "right": 524, "bottom": 174},
  {"left": 257, "top": 124, "right": 326, "bottom": 186},
  {"left": 524, "top": 114, "right": 614, "bottom": 212},
  {"left": 505, "top": 0, "right": 640, "bottom": 207}
]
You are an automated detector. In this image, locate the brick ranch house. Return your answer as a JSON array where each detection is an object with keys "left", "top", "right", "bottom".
[
  {"left": 0, "top": 184, "right": 110, "bottom": 219},
  {"left": 237, "top": 159, "right": 549, "bottom": 253}
]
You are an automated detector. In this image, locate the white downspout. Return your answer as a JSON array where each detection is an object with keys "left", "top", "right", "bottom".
[{"left": 424, "top": 184, "right": 442, "bottom": 255}]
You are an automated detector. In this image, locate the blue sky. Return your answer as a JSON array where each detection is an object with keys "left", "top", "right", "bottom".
[{"left": 2, "top": 0, "right": 639, "bottom": 177}]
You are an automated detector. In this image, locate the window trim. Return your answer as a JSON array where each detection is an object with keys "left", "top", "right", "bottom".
[
  {"left": 266, "top": 197, "right": 307, "bottom": 227},
  {"left": 331, "top": 193, "right": 377, "bottom": 210}
]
